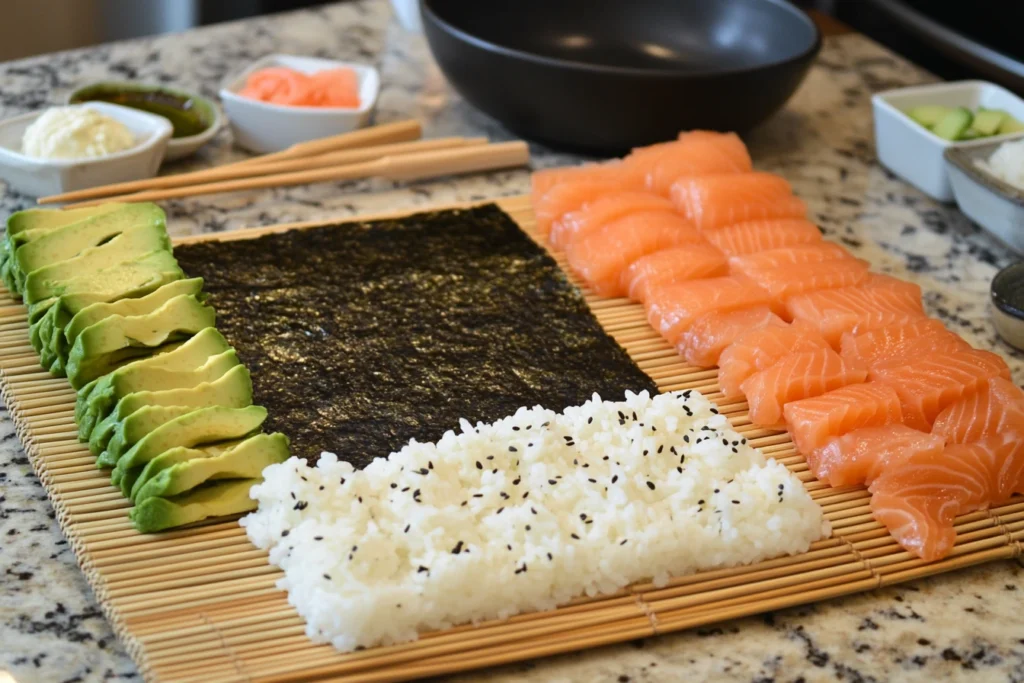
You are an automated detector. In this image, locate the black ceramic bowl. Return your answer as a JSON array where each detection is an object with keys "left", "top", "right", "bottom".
[{"left": 422, "top": 0, "right": 821, "bottom": 153}]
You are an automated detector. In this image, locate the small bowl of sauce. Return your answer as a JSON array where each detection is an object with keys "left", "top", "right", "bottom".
[{"left": 68, "top": 81, "right": 224, "bottom": 161}]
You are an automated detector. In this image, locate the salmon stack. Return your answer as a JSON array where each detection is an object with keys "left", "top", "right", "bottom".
[{"left": 531, "top": 130, "right": 1021, "bottom": 563}]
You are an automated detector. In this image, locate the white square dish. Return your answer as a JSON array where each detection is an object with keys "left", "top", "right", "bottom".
[
  {"left": 872, "top": 80, "right": 1024, "bottom": 202},
  {"left": 0, "top": 102, "right": 172, "bottom": 199},
  {"left": 219, "top": 54, "right": 380, "bottom": 154}
]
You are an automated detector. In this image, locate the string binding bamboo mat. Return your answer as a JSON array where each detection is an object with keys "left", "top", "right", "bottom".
[{"left": 1, "top": 195, "right": 1022, "bottom": 683}]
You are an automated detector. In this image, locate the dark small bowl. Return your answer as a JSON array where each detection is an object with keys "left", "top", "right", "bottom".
[
  {"left": 422, "top": 0, "right": 821, "bottom": 153},
  {"left": 991, "top": 261, "right": 1024, "bottom": 350}
]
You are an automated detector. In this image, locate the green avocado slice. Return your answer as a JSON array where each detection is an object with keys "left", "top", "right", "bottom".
[
  {"left": 23, "top": 222, "right": 172, "bottom": 304},
  {"left": 12, "top": 203, "right": 164, "bottom": 293},
  {"left": 65, "top": 278, "right": 204, "bottom": 349},
  {"left": 91, "top": 364, "right": 253, "bottom": 461},
  {"left": 132, "top": 432, "right": 289, "bottom": 502},
  {"left": 129, "top": 478, "right": 260, "bottom": 533},
  {"left": 112, "top": 405, "right": 267, "bottom": 495},
  {"left": 97, "top": 405, "right": 198, "bottom": 466},
  {"left": 1, "top": 204, "right": 123, "bottom": 294},
  {"left": 75, "top": 328, "right": 232, "bottom": 437},
  {"left": 66, "top": 296, "right": 216, "bottom": 389}
]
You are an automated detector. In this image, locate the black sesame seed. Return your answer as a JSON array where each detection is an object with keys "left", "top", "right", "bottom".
[
  {"left": 452, "top": 541, "right": 464, "bottom": 554},
  {"left": 339, "top": 478, "right": 346, "bottom": 485},
  {"left": 324, "top": 573, "right": 331, "bottom": 580},
  {"left": 683, "top": 435, "right": 690, "bottom": 443},
  {"left": 531, "top": 507, "right": 537, "bottom": 515},
  {"left": 620, "top": 540, "right": 628, "bottom": 546},
  {"left": 402, "top": 487, "right": 410, "bottom": 492},
  {"left": 473, "top": 493, "right": 483, "bottom": 498},
  {"left": 476, "top": 461, "right": 483, "bottom": 470},
  {"left": 509, "top": 446, "right": 517, "bottom": 452},
  {"left": 512, "top": 426, "right": 520, "bottom": 431},
  {"left": 658, "top": 445, "right": 664, "bottom": 454},
  {"left": 547, "top": 552, "right": 553, "bottom": 560},
  {"left": 646, "top": 481, "right": 656, "bottom": 490},
  {"left": 677, "top": 467, "right": 683, "bottom": 473},
  {"left": 461, "top": 501, "right": 468, "bottom": 507},
  {"left": 548, "top": 479, "right": 557, "bottom": 485},
  {"left": 571, "top": 533, "right": 580, "bottom": 540},
  {"left": 525, "top": 525, "right": 531, "bottom": 531},
  {"left": 588, "top": 478, "right": 597, "bottom": 483},
  {"left": 429, "top": 461, "right": 434, "bottom": 469},
  {"left": 418, "top": 566, "right": 429, "bottom": 573},
  {"left": 418, "top": 468, "right": 429, "bottom": 475},
  {"left": 390, "top": 483, "right": 398, "bottom": 489},
  {"left": 587, "top": 417, "right": 593, "bottom": 424},
  {"left": 732, "top": 500, "right": 740, "bottom": 504},
  {"left": 611, "top": 475, "right": 619, "bottom": 483},
  {"left": 404, "top": 524, "right": 411, "bottom": 533},
  {"left": 513, "top": 477, "right": 521, "bottom": 485},
  {"left": 281, "top": 530, "right": 290, "bottom": 537},
  {"left": 497, "top": 507, "right": 504, "bottom": 514}
]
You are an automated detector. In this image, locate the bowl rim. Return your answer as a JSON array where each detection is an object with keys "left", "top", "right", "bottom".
[
  {"left": 420, "top": 0, "right": 822, "bottom": 78},
  {"left": 66, "top": 80, "right": 225, "bottom": 146},
  {"left": 219, "top": 54, "right": 380, "bottom": 116},
  {"left": 0, "top": 101, "right": 173, "bottom": 169}
]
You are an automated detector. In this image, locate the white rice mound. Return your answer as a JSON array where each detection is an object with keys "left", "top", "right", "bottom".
[
  {"left": 978, "top": 138, "right": 1024, "bottom": 191},
  {"left": 242, "top": 390, "right": 829, "bottom": 652}
]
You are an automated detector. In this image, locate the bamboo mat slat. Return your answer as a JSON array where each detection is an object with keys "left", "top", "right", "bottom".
[{"left": 1, "top": 195, "right": 1019, "bottom": 683}]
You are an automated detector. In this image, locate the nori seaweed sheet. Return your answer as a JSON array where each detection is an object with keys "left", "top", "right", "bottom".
[{"left": 174, "top": 204, "right": 658, "bottom": 467}]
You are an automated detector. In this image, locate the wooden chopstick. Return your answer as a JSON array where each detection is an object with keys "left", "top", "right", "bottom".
[
  {"left": 39, "top": 136, "right": 483, "bottom": 205},
  {"left": 225, "top": 119, "right": 422, "bottom": 169},
  {"left": 62, "top": 142, "right": 531, "bottom": 209}
]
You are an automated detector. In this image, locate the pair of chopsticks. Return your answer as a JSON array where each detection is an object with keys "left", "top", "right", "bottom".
[{"left": 40, "top": 119, "right": 530, "bottom": 208}]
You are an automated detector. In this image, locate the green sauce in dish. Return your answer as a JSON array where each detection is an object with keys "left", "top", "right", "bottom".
[{"left": 69, "top": 84, "right": 216, "bottom": 139}]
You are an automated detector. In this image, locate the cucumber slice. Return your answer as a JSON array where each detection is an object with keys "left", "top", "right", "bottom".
[
  {"left": 999, "top": 116, "right": 1024, "bottom": 135},
  {"left": 933, "top": 107, "right": 973, "bottom": 141},
  {"left": 908, "top": 105, "right": 951, "bottom": 129},
  {"left": 970, "top": 109, "right": 1006, "bottom": 137}
]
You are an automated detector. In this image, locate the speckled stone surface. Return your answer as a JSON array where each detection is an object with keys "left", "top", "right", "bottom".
[{"left": 1, "top": 2, "right": 1022, "bottom": 682}]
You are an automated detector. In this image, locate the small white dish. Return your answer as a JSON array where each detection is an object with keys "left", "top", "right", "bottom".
[
  {"left": 872, "top": 80, "right": 1024, "bottom": 202},
  {"left": 66, "top": 81, "right": 225, "bottom": 162},
  {"left": 219, "top": 55, "right": 380, "bottom": 154},
  {"left": 945, "top": 138, "right": 1024, "bottom": 254},
  {"left": 0, "top": 102, "right": 172, "bottom": 198}
]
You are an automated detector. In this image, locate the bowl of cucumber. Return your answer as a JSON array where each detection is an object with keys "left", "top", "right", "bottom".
[{"left": 872, "top": 80, "right": 1024, "bottom": 202}]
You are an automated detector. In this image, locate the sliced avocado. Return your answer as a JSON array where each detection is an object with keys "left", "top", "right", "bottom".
[
  {"left": 65, "top": 278, "right": 204, "bottom": 349},
  {"left": 76, "top": 327, "right": 232, "bottom": 437},
  {"left": 91, "top": 364, "right": 253, "bottom": 461},
  {"left": 66, "top": 296, "right": 216, "bottom": 389},
  {"left": 999, "top": 116, "right": 1024, "bottom": 135},
  {"left": 970, "top": 109, "right": 1007, "bottom": 137},
  {"left": 23, "top": 222, "right": 172, "bottom": 304},
  {"left": 129, "top": 478, "right": 259, "bottom": 533},
  {"left": 908, "top": 104, "right": 951, "bottom": 130},
  {"left": 97, "top": 405, "right": 198, "bottom": 465},
  {"left": 132, "top": 433, "right": 289, "bottom": 502},
  {"left": 12, "top": 203, "right": 164, "bottom": 293},
  {"left": 932, "top": 107, "right": 973, "bottom": 141},
  {"left": 113, "top": 405, "right": 268, "bottom": 495},
  {"left": 1, "top": 204, "right": 122, "bottom": 293}
]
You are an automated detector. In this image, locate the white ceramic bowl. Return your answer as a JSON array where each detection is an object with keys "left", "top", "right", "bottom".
[
  {"left": 945, "top": 138, "right": 1024, "bottom": 254},
  {"left": 872, "top": 80, "right": 1024, "bottom": 202},
  {"left": 0, "top": 102, "right": 172, "bottom": 199},
  {"left": 219, "top": 55, "right": 380, "bottom": 154}
]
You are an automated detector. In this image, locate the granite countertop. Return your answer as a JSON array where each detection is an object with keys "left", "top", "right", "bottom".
[{"left": 1, "top": 2, "right": 1022, "bottom": 682}]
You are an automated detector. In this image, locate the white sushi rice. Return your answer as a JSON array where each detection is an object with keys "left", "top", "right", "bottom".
[
  {"left": 978, "top": 138, "right": 1024, "bottom": 191},
  {"left": 242, "top": 390, "right": 829, "bottom": 652}
]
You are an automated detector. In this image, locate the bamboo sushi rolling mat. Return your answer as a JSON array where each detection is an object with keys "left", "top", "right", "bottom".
[{"left": 1, "top": 195, "right": 1022, "bottom": 683}]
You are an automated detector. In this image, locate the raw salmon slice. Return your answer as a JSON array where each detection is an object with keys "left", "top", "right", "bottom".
[
  {"left": 728, "top": 243, "right": 852, "bottom": 276},
  {"left": 809, "top": 424, "right": 944, "bottom": 488},
  {"left": 670, "top": 173, "right": 807, "bottom": 232},
  {"left": 863, "top": 333, "right": 973, "bottom": 378},
  {"left": 645, "top": 276, "right": 775, "bottom": 346},
  {"left": 783, "top": 382, "right": 903, "bottom": 454},
  {"left": 566, "top": 212, "right": 702, "bottom": 297},
  {"left": 931, "top": 377, "right": 1024, "bottom": 444},
  {"left": 868, "top": 445, "right": 991, "bottom": 562},
  {"left": 622, "top": 243, "right": 729, "bottom": 303},
  {"left": 640, "top": 134, "right": 754, "bottom": 196},
  {"left": 717, "top": 322, "right": 831, "bottom": 398},
  {"left": 839, "top": 319, "right": 960, "bottom": 370},
  {"left": 531, "top": 162, "right": 633, "bottom": 205},
  {"left": 677, "top": 306, "right": 785, "bottom": 368},
  {"left": 534, "top": 180, "right": 622, "bottom": 240},
  {"left": 787, "top": 283, "right": 926, "bottom": 347},
  {"left": 551, "top": 192, "right": 675, "bottom": 249},
  {"left": 739, "top": 259, "right": 870, "bottom": 303},
  {"left": 740, "top": 347, "right": 867, "bottom": 428},
  {"left": 873, "top": 349, "right": 1013, "bottom": 431},
  {"left": 704, "top": 219, "right": 822, "bottom": 257}
]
